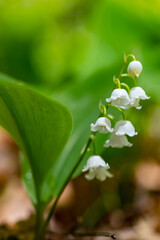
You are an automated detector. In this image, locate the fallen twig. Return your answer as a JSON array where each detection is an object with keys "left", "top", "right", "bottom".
[{"left": 46, "top": 231, "right": 116, "bottom": 239}]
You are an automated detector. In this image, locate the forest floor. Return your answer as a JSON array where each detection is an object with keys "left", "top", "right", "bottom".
[{"left": 0, "top": 128, "right": 160, "bottom": 240}]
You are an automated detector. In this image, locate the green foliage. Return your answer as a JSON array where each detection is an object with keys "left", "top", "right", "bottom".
[
  {"left": 0, "top": 74, "right": 72, "bottom": 210},
  {"left": 0, "top": 0, "right": 160, "bottom": 217},
  {"left": 51, "top": 64, "right": 121, "bottom": 196},
  {"left": 45, "top": 0, "right": 160, "bottom": 196},
  {"left": 1, "top": 0, "right": 160, "bottom": 96}
]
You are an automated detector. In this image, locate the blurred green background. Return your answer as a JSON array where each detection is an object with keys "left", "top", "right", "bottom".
[
  {"left": 0, "top": 0, "right": 160, "bottom": 184},
  {"left": 0, "top": 0, "right": 160, "bottom": 222},
  {"left": 0, "top": 0, "right": 160, "bottom": 91}
]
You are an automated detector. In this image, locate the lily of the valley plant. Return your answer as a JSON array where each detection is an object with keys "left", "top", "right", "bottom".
[
  {"left": 34, "top": 54, "right": 150, "bottom": 240},
  {"left": 82, "top": 54, "right": 149, "bottom": 181}
]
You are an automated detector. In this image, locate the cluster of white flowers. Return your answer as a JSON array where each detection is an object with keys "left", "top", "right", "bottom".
[
  {"left": 82, "top": 58, "right": 150, "bottom": 182},
  {"left": 106, "top": 87, "right": 149, "bottom": 110}
]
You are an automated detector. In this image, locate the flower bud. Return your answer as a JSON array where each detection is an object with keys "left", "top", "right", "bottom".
[{"left": 127, "top": 60, "right": 143, "bottom": 77}]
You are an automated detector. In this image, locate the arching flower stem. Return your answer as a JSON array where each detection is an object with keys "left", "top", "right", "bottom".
[
  {"left": 99, "top": 104, "right": 107, "bottom": 116},
  {"left": 120, "top": 83, "right": 130, "bottom": 93},
  {"left": 40, "top": 134, "right": 95, "bottom": 240},
  {"left": 107, "top": 104, "right": 126, "bottom": 120},
  {"left": 113, "top": 76, "right": 121, "bottom": 88},
  {"left": 124, "top": 53, "right": 136, "bottom": 62},
  {"left": 106, "top": 114, "right": 117, "bottom": 124},
  {"left": 117, "top": 53, "right": 135, "bottom": 78}
]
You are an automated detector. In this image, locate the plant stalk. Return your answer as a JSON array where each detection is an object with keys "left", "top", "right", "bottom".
[
  {"left": 36, "top": 55, "right": 133, "bottom": 239},
  {"left": 34, "top": 207, "right": 44, "bottom": 240},
  {"left": 40, "top": 136, "right": 92, "bottom": 239}
]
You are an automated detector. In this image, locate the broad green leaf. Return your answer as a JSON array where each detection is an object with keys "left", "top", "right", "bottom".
[{"left": 0, "top": 73, "right": 72, "bottom": 208}]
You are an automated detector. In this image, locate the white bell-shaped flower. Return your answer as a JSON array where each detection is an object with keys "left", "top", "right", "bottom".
[
  {"left": 127, "top": 60, "right": 143, "bottom": 77},
  {"left": 82, "top": 155, "right": 113, "bottom": 181},
  {"left": 114, "top": 120, "right": 137, "bottom": 137},
  {"left": 90, "top": 117, "right": 113, "bottom": 134},
  {"left": 104, "top": 134, "right": 132, "bottom": 148},
  {"left": 129, "top": 87, "right": 150, "bottom": 109},
  {"left": 106, "top": 89, "right": 131, "bottom": 109}
]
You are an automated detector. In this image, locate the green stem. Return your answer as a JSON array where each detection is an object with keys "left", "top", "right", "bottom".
[
  {"left": 124, "top": 54, "right": 136, "bottom": 63},
  {"left": 41, "top": 136, "right": 93, "bottom": 238},
  {"left": 120, "top": 74, "right": 137, "bottom": 87},
  {"left": 120, "top": 83, "right": 130, "bottom": 93},
  {"left": 118, "top": 53, "right": 136, "bottom": 79},
  {"left": 99, "top": 104, "right": 107, "bottom": 116},
  {"left": 106, "top": 114, "right": 116, "bottom": 124},
  {"left": 92, "top": 138, "right": 96, "bottom": 155},
  {"left": 132, "top": 77, "right": 137, "bottom": 86},
  {"left": 118, "top": 62, "right": 126, "bottom": 79},
  {"left": 21, "top": 154, "right": 42, "bottom": 239},
  {"left": 34, "top": 207, "right": 44, "bottom": 240},
  {"left": 113, "top": 77, "right": 121, "bottom": 88},
  {"left": 107, "top": 104, "right": 125, "bottom": 120}
]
